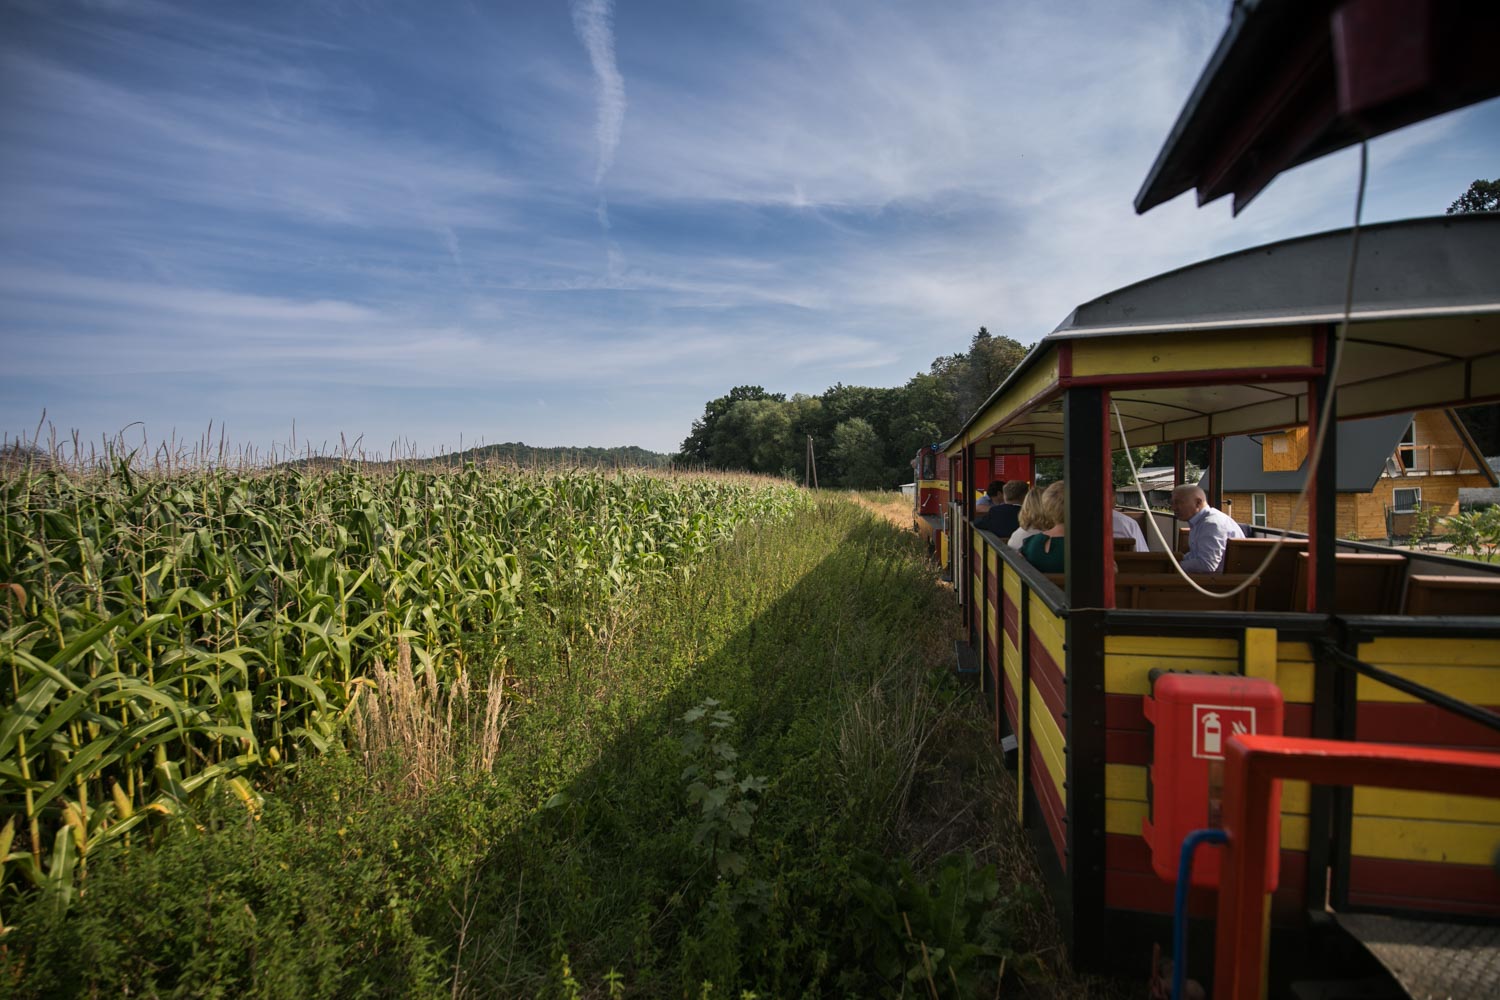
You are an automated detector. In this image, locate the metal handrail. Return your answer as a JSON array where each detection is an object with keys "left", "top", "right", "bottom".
[
  {"left": 1211, "top": 734, "right": 1500, "bottom": 1000},
  {"left": 1313, "top": 638, "right": 1500, "bottom": 734}
]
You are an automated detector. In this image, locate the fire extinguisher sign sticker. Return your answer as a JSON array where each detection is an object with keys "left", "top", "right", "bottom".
[{"left": 1191, "top": 704, "right": 1257, "bottom": 760}]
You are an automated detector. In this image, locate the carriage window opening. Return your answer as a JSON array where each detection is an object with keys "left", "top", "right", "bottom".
[
  {"left": 1251, "top": 493, "right": 1267, "bottom": 527},
  {"left": 1393, "top": 487, "right": 1421, "bottom": 513},
  {"left": 1398, "top": 421, "right": 1417, "bottom": 470}
]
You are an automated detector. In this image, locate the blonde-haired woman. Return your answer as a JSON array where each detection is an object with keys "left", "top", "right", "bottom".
[
  {"left": 1021, "top": 481, "right": 1066, "bottom": 573},
  {"left": 1007, "top": 486, "right": 1050, "bottom": 549}
]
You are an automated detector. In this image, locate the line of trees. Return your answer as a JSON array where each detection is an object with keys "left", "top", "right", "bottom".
[{"left": 675, "top": 328, "right": 1027, "bottom": 489}]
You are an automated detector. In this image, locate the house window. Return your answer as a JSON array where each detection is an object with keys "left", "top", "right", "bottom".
[
  {"left": 1398, "top": 421, "right": 1416, "bottom": 471},
  {"left": 1251, "top": 493, "right": 1267, "bottom": 527},
  {"left": 1393, "top": 487, "right": 1422, "bottom": 513}
]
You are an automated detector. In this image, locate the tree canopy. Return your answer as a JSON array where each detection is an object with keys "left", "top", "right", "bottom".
[
  {"left": 1447, "top": 178, "right": 1500, "bottom": 215},
  {"left": 675, "top": 328, "right": 1029, "bottom": 488}
]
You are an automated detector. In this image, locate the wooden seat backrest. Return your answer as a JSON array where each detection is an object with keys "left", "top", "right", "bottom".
[
  {"left": 1115, "top": 552, "right": 1174, "bottom": 574},
  {"left": 1291, "top": 551, "right": 1407, "bottom": 614},
  {"left": 1404, "top": 574, "right": 1500, "bottom": 616},
  {"left": 1114, "top": 535, "right": 1140, "bottom": 552},
  {"left": 1223, "top": 538, "right": 1308, "bottom": 612},
  {"left": 1115, "top": 572, "right": 1258, "bottom": 612}
]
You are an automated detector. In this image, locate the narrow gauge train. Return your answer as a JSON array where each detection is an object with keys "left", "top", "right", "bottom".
[
  {"left": 935, "top": 3, "right": 1500, "bottom": 997},
  {"left": 911, "top": 445, "right": 1037, "bottom": 579},
  {"left": 909, "top": 444, "right": 951, "bottom": 566}
]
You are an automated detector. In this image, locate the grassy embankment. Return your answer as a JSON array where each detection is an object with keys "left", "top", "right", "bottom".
[{"left": 4, "top": 480, "right": 1106, "bottom": 998}]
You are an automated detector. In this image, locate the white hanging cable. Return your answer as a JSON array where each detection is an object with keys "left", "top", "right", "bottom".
[{"left": 1114, "top": 142, "right": 1370, "bottom": 599}]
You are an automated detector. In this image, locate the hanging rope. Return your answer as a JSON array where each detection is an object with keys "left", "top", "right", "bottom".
[{"left": 1114, "top": 142, "right": 1370, "bottom": 600}]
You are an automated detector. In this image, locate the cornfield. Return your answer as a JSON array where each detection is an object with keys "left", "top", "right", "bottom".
[{"left": 0, "top": 459, "right": 805, "bottom": 917}]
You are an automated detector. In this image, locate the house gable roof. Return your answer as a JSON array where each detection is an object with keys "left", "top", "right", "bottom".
[{"left": 1209, "top": 412, "right": 1412, "bottom": 493}]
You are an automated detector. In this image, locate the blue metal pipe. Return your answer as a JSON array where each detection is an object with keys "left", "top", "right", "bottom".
[{"left": 1174, "top": 828, "right": 1228, "bottom": 1000}]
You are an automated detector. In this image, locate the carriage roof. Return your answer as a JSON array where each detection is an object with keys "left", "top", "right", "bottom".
[{"left": 946, "top": 213, "right": 1500, "bottom": 457}]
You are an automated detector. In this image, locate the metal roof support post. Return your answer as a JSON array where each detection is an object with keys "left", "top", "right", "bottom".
[
  {"left": 958, "top": 444, "right": 969, "bottom": 619},
  {"left": 1305, "top": 326, "right": 1341, "bottom": 917},
  {"left": 947, "top": 449, "right": 959, "bottom": 581},
  {"left": 1308, "top": 330, "right": 1339, "bottom": 615},
  {"left": 1208, "top": 437, "right": 1225, "bottom": 510},
  {"left": 1063, "top": 386, "right": 1108, "bottom": 968},
  {"left": 979, "top": 523, "right": 990, "bottom": 695}
]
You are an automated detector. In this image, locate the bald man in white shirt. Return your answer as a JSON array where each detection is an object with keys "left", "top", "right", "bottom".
[{"left": 1171, "top": 485, "right": 1244, "bottom": 573}]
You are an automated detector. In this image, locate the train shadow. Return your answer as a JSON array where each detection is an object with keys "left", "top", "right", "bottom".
[{"left": 450, "top": 503, "right": 989, "bottom": 994}]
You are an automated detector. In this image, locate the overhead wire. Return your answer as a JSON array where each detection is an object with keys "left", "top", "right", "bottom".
[{"left": 1114, "top": 141, "right": 1370, "bottom": 600}]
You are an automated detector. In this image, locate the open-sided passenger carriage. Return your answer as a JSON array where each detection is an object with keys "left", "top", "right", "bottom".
[
  {"left": 937, "top": 3, "right": 1500, "bottom": 994},
  {"left": 944, "top": 214, "right": 1500, "bottom": 989}
]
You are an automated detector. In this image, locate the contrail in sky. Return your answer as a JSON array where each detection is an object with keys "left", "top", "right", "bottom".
[{"left": 571, "top": 0, "right": 625, "bottom": 230}]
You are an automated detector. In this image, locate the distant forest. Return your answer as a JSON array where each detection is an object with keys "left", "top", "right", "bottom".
[
  {"left": 447, "top": 442, "right": 672, "bottom": 468},
  {"left": 676, "top": 327, "right": 1025, "bottom": 489},
  {"left": 286, "top": 442, "right": 673, "bottom": 472}
]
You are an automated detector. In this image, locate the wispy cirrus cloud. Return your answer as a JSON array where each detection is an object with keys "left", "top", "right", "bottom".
[{"left": 570, "top": 0, "right": 626, "bottom": 229}]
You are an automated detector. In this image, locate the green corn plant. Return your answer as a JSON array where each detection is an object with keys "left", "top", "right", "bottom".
[{"left": 2, "top": 457, "right": 808, "bottom": 914}]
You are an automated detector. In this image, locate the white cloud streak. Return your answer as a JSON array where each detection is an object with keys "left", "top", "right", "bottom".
[{"left": 570, "top": 0, "right": 626, "bottom": 188}]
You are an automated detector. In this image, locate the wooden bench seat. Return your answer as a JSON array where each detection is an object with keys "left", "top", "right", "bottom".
[
  {"left": 1404, "top": 574, "right": 1500, "bottom": 616},
  {"left": 1291, "top": 551, "right": 1406, "bottom": 615},
  {"left": 1223, "top": 538, "right": 1308, "bottom": 612},
  {"left": 1115, "top": 551, "right": 1175, "bottom": 574},
  {"left": 1116, "top": 572, "right": 1259, "bottom": 611}
]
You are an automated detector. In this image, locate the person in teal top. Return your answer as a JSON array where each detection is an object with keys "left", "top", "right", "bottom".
[{"left": 1022, "top": 481, "right": 1067, "bottom": 574}]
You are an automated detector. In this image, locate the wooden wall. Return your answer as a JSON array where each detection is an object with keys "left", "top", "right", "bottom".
[
  {"left": 1101, "top": 630, "right": 1312, "bottom": 921},
  {"left": 1226, "top": 477, "right": 1492, "bottom": 540},
  {"left": 1408, "top": 410, "right": 1486, "bottom": 474},
  {"left": 1346, "top": 636, "right": 1500, "bottom": 916},
  {"left": 1224, "top": 410, "right": 1493, "bottom": 539}
]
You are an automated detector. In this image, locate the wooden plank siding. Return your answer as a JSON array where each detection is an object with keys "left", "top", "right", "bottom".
[
  {"left": 1101, "top": 632, "right": 1314, "bottom": 919},
  {"left": 1001, "top": 565, "right": 1025, "bottom": 823},
  {"left": 1405, "top": 409, "right": 1491, "bottom": 478},
  {"left": 1226, "top": 479, "right": 1491, "bottom": 540},
  {"left": 1030, "top": 594, "right": 1069, "bottom": 871},
  {"left": 1226, "top": 410, "right": 1494, "bottom": 539},
  {"left": 980, "top": 538, "right": 1497, "bottom": 926},
  {"left": 1345, "top": 636, "right": 1500, "bottom": 917}
]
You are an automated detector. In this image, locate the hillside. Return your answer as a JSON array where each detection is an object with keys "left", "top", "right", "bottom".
[{"left": 284, "top": 441, "right": 673, "bottom": 471}]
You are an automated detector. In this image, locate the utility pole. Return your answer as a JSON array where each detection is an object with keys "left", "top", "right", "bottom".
[{"left": 806, "top": 434, "right": 819, "bottom": 489}]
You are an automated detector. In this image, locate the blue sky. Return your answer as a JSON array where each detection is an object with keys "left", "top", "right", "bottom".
[{"left": 3, "top": 0, "right": 1498, "bottom": 459}]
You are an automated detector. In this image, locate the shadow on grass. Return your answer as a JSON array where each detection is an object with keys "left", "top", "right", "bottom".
[{"left": 451, "top": 499, "right": 1082, "bottom": 998}]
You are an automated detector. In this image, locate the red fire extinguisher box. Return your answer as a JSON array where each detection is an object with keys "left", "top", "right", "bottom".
[{"left": 1142, "top": 672, "right": 1284, "bottom": 890}]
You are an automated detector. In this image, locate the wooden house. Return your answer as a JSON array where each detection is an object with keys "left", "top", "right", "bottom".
[{"left": 1217, "top": 409, "right": 1497, "bottom": 541}]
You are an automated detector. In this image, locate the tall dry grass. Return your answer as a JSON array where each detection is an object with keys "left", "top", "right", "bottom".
[{"left": 352, "top": 640, "right": 510, "bottom": 797}]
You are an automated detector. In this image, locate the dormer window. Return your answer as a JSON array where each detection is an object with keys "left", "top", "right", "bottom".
[{"left": 1261, "top": 427, "right": 1309, "bottom": 472}]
